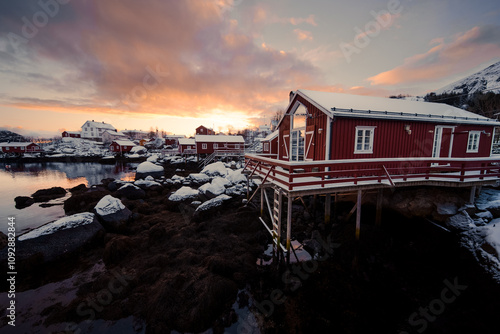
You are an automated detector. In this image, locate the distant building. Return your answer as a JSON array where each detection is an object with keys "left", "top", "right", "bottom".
[
  {"left": 196, "top": 125, "right": 215, "bottom": 135},
  {"left": 61, "top": 131, "right": 81, "bottom": 138},
  {"left": 195, "top": 135, "right": 244, "bottom": 155},
  {"left": 102, "top": 130, "right": 128, "bottom": 143},
  {"left": 122, "top": 129, "right": 149, "bottom": 140},
  {"left": 164, "top": 135, "right": 185, "bottom": 146},
  {"left": 81, "top": 120, "right": 116, "bottom": 141},
  {"left": 179, "top": 138, "right": 196, "bottom": 154},
  {"left": 261, "top": 130, "right": 278, "bottom": 157},
  {"left": 0, "top": 142, "right": 42, "bottom": 154},
  {"left": 109, "top": 140, "right": 136, "bottom": 153}
]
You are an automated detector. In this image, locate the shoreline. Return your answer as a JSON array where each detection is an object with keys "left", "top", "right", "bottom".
[{"left": 0, "top": 156, "right": 148, "bottom": 163}]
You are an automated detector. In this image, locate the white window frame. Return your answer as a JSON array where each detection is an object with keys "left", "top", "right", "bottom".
[
  {"left": 213, "top": 143, "right": 218, "bottom": 149},
  {"left": 354, "top": 126, "right": 375, "bottom": 154},
  {"left": 467, "top": 131, "right": 481, "bottom": 153},
  {"left": 235, "top": 144, "right": 240, "bottom": 149},
  {"left": 264, "top": 142, "right": 270, "bottom": 151},
  {"left": 202, "top": 143, "right": 207, "bottom": 149}
]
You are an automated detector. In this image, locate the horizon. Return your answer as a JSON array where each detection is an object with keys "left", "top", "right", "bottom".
[{"left": 1, "top": 0, "right": 500, "bottom": 138}]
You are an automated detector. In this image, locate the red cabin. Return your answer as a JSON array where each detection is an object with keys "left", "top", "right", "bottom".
[
  {"left": 164, "top": 135, "right": 185, "bottom": 146},
  {"left": 62, "top": 131, "right": 81, "bottom": 138},
  {"left": 0, "top": 142, "right": 42, "bottom": 154},
  {"left": 179, "top": 138, "right": 196, "bottom": 154},
  {"left": 109, "top": 140, "right": 136, "bottom": 153},
  {"left": 195, "top": 135, "right": 244, "bottom": 155},
  {"left": 196, "top": 125, "right": 215, "bottom": 135},
  {"left": 261, "top": 130, "right": 278, "bottom": 157}
]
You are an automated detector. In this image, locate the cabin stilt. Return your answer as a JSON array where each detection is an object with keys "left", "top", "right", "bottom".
[
  {"left": 469, "top": 186, "right": 477, "bottom": 205},
  {"left": 356, "top": 190, "right": 362, "bottom": 241}
]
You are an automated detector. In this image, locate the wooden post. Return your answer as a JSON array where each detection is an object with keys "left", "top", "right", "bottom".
[
  {"left": 469, "top": 186, "right": 477, "bottom": 205},
  {"left": 246, "top": 176, "right": 250, "bottom": 200},
  {"left": 325, "top": 194, "right": 331, "bottom": 224},
  {"left": 260, "top": 187, "right": 264, "bottom": 216},
  {"left": 375, "top": 188, "right": 383, "bottom": 227},
  {"left": 286, "top": 194, "right": 292, "bottom": 264},
  {"left": 356, "top": 190, "right": 362, "bottom": 241}
]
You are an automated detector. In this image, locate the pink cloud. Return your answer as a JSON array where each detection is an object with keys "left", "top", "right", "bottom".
[
  {"left": 367, "top": 25, "right": 500, "bottom": 86},
  {"left": 294, "top": 29, "right": 313, "bottom": 41}
]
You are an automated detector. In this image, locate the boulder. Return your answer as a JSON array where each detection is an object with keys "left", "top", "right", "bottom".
[
  {"left": 0, "top": 213, "right": 103, "bottom": 265},
  {"left": 69, "top": 183, "right": 88, "bottom": 193},
  {"left": 136, "top": 161, "right": 164, "bottom": 179},
  {"left": 63, "top": 190, "right": 110, "bottom": 215},
  {"left": 94, "top": 195, "right": 132, "bottom": 232},
  {"left": 134, "top": 179, "right": 162, "bottom": 190},
  {"left": 201, "top": 162, "right": 228, "bottom": 177},
  {"left": 198, "top": 180, "right": 226, "bottom": 199},
  {"left": 108, "top": 180, "right": 128, "bottom": 192},
  {"left": 188, "top": 173, "right": 211, "bottom": 187},
  {"left": 0, "top": 231, "right": 6, "bottom": 250},
  {"left": 168, "top": 186, "right": 199, "bottom": 202},
  {"left": 226, "top": 169, "right": 247, "bottom": 184},
  {"left": 14, "top": 196, "right": 34, "bottom": 209},
  {"left": 31, "top": 187, "right": 67, "bottom": 202},
  {"left": 116, "top": 183, "right": 146, "bottom": 200}
]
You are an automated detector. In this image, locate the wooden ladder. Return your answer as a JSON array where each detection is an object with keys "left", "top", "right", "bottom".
[{"left": 272, "top": 188, "right": 282, "bottom": 251}]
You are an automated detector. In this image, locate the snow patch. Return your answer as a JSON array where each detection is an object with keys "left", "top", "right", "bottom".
[
  {"left": 195, "top": 194, "right": 231, "bottom": 212},
  {"left": 201, "top": 162, "right": 228, "bottom": 177},
  {"left": 95, "top": 195, "right": 125, "bottom": 216},
  {"left": 137, "top": 161, "right": 164, "bottom": 173},
  {"left": 169, "top": 186, "right": 199, "bottom": 202},
  {"left": 19, "top": 213, "right": 95, "bottom": 241}
]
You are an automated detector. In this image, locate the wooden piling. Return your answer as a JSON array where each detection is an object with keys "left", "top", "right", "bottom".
[{"left": 356, "top": 190, "right": 362, "bottom": 241}]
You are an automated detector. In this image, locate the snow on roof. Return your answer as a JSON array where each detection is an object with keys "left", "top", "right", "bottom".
[
  {"left": 295, "top": 89, "right": 497, "bottom": 125},
  {"left": 262, "top": 130, "right": 279, "bottom": 142},
  {"left": 0, "top": 142, "right": 36, "bottom": 147},
  {"left": 195, "top": 135, "right": 245, "bottom": 143},
  {"left": 111, "top": 140, "right": 136, "bottom": 146},
  {"left": 165, "top": 135, "right": 185, "bottom": 138},
  {"left": 103, "top": 130, "right": 128, "bottom": 137},
  {"left": 64, "top": 131, "right": 81, "bottom": 134},
  {"left": 179, "top": 138, "right": 196, "bottom": 145},
  {"left": 83, "top": 120, "right": 116, "bottom": 130}
]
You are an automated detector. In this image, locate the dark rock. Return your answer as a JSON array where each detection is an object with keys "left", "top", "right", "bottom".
[
  {"left": 94, "top": 195, "right": 132, "bottom": 233},
  {"left": 39, "top": 202, "right": 63, "bottom": 208},
  {"left": 108, "top": 180, "right": 128, "bottom": 192},
  {"left": 14, "top": 196, "right": 34, "bottom": 209},
  {"left": 0, "top": 231, "right": 7, "bottom": 249},
  {"left": 116, "top": 184, "right": 146, "bottom": 200},
  {"left": 0, "top": 213, "right": 103, "bottom": 267},
  {"left": 101, "top": 178, "right": 115, "bottom": 186},
  {"left": 31, "top": 187, "right": 67, "bottom": 202},
  {"left": 64, "top": 190, "right": 110, "bottom": 215},
  {"left": 69, "top": 183, "right": 88, "bottom": 193}
]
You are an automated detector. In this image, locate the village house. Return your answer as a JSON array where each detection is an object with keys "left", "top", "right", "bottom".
[
  {"left": 0, "top": 142, "right": 42, "bottom": 154},
  {"left": 81, "top": 120, "right": 116, "bottom": 141},
  {"left": 61, "top": 131, "right": 81, "bottom": 138},
  {"left": 261, "top": 130, "right": 278, "bottom": 157},
  {"left": 179, "top": 138, "right": 196, "bottom": 154},
  {"left": 109, "top": 140, "right": 136, "bottom": 154},
  {"left": 196, "top": 125, "right": 215, "bottom": 135},
  {"left": 122, "top": 129, "right": 149, "bottom": 140},
  {"left": 195, "top": 134, "right": 245, "bottom": 155},
  {"left": 102, "top": 130, "right": 129, "bottom": 144},
  {"left": 164, "top": 135, "right": 185, "bottom": 147}
]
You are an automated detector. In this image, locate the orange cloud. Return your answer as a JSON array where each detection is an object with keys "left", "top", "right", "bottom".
[
  {"left": 294, "top": 29, "right": 313, "bottom": 41},
  {"left": 367, "top": 25, "right": 500, "bottom": 86}
]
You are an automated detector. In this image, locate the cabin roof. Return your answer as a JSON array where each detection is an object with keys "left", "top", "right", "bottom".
[
  {"left": 82, "top": 120, "right": 116, "bottom": 130},
  {"left": 179, "top": 138, "right": 196, "bottom": 145},
  {"left": 0, "top": 142, "right": 36, "bottom": 147},
  {"left": 262, "top": 130, "right": 279, "bottom": 142},
  {"left": 111, "top": 140, "right": 135, "bottom": 146},
  {"left": 286, "top": 90, "right": 497, "bottom": 126},
  {"left": 194, "top": 135, "right": 245, "bottom": 143}
]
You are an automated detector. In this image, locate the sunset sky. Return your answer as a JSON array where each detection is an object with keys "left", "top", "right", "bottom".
[{"left": 1, "top": 0, "right": 500, "bottom": 137}]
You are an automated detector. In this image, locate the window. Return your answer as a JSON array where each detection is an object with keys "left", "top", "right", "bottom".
[
  {"left": 354, "top": 126, "right": 375, "bottom": 154},
  {"left": 213, "top": 143, "right": 218, "bottom": 149},
  {"left": 235, "top": 144, "right": 240, "bottom": 149},
  {"left": 5, "top": 147, "right": 9, "bottom": 151},
  {"left": 467, "top": 131, "right": 480, "bottom": 153},
  {"left": 224, "top": 143, "right": 228, "bottom": 148},
  {"left": 202, "top": 143, "right": 207, "bottom": 149},
  {"left": 264, "top": 142, "right": 270, "bottom": 151}
]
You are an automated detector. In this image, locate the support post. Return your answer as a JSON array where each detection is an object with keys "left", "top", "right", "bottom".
[
  {"left": 260, "top": 187, "right": 264, "bottom": 217},
  {"left": 469, "top": 186, "right": 477, "bottom": 205},
  {"left": 356, "top": 190, "right": 362, "bottom": 241},
  {"left": 325, "top": 194, "right": 331, "bottom": 224},
  {"left": 375, "top": 188, "right": 383, "bottom": 227},
  {"left": 286, "top": 194, "right": 292, "bottom": 264}
]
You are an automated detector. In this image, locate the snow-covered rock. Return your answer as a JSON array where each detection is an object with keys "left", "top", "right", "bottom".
[
  {"left": 136, "top": 161, "right": 164, "bottom": 179},
  {"left": 201, "top": 162, "right": 228, "bottom": 177},
  {"left": 446, "top": 211, "right": 476, "bottom": 232},
  {"left": 147, "top": 154, "right": 159, "bottom": 162},
  {"left": 195, "top": 194, "right": 231, "bottom": 212},
  {"left": 188, "top": 173, "right": 211, "bottom": 187},
  {"left": 145, "top": 175, "right": 155, "bottom": 181},
  {"left": 227, "top": 169, "right": 247, "bottom": 184},
  {"left": 212, "top": 176, "right": 232, "bottom": 188},
  {"left": 116, "top": 183, "right": 146, "bottom": 200},
  {"left": 225, "top": 185, "right": 245, "bottom": 197},
  {"left": 19, "top": 213, "right": 96, "bottom": 241},
  {"left": 436, "top": 202, "right": 458, "bottom": 216},
  {"left": 134, "top": 179, "right": 162, "bottom": 189},
  {"left": 476, "top": 210, "right": 494, "bottom": 222},
  {"left": 94, "top": 195, "right": 132, "bottom": 232},
  {"left": 199, "top": 180, "right": 226, "bottom": 199},
  {"left": 169, "top": 186, "right": 199, "bottom": 202},
  {"left": 130, "top": 146, "right": 147, "bottom": 154}
]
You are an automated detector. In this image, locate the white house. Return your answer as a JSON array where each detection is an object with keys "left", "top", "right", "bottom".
[
  {"left": 102, "top": 130, "right": 128, "bottom": 143},
  {"left": 81, "top": 120, "right": 116, "bottom": 141}
]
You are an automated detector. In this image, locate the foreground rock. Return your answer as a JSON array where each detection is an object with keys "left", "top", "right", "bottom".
[
  {"left": 31, "top": 187, "right": 67, "bottom": 202},
  {"left": 14, "top": 196, "right": 35, "bottom": 209},
  {"left": 136, "top": 161, "right": 164, "bottom": 179},
  {"left": 116, "top": 183, "right": 146, "bottom": 200},
  {"left": 94, "top": 195, "right": 132, "bottom": 232},
  {"left": 0, "top": 213, "right": 103, "bottom": 266}
]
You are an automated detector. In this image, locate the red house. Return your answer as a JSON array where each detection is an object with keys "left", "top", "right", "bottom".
[
  {"left": 261, "top": 130, "right": 278, "bottom": 157},
  {"left": 62, "top": 131, "right": 81, "bottom": 138},
  {"left": 196, "top": 125, "right": 215, "bottom": 135},
  {"left": 164, "top": 135, "right": 185, "bottom": 146},
  {"left": 109, "top": 140, "right": 136, "bottom": 153},
  {"left": 179, "top": 138, "right": 196, "bottom": 154},
  {"left": 0, "top": 142, "right": 42, "bottom": 154},
  {"left": 195, "top": 135, "right": 244, "bottom": 155}
]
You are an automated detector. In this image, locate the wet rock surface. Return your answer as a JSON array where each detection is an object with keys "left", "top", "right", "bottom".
[{"left": 31, "top": 186, "right": 67, "bottom": 202}]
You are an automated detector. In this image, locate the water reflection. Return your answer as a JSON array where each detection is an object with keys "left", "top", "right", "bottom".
[{"left": 0, "top": 162, "right": 138, "bottom": 234}]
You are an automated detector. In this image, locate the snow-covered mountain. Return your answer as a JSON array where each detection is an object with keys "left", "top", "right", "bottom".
[
  {"left": 434, "top": 61, "right": 500, "bottom": 95},
  {"left": 0, "top": 130, "right": 26, "bottom": 142}
]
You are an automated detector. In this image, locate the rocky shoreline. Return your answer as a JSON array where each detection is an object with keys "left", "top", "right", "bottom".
[{"left": 2, "top": 157, "right": 500, "bottom": 333}]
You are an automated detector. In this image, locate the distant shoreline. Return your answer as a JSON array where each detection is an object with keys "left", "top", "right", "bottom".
[{"left": 0, "top": 156, "right": 148, "bottom": 163}]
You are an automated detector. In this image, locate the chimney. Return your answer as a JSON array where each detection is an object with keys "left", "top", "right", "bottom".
[{"left": 289, "top": 91, "right": 295, "bottom": 102}]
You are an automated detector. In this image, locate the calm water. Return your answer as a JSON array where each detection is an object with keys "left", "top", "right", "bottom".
[{"left": 0, "top": 162, "right": 138, "bottom": 235}]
